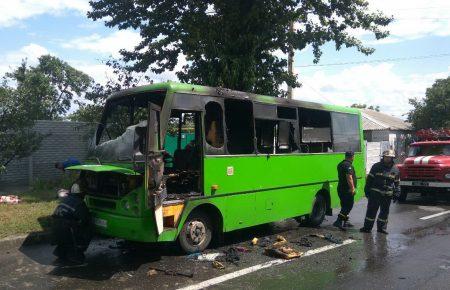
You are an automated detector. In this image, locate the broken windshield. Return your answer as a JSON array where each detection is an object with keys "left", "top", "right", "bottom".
[{"left": 93, "top": 91, "right": 166, "bottom": 162}]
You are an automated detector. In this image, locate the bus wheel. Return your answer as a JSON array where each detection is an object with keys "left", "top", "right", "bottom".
[
  {"left": 306, "top": 194, "right": 327, "bottom": 227},
  {"left": 398, "top": 187, "right": 408, "bottom": 203},
  {"left": 178, "top": 211, "right": 213, "bottom": 253}
]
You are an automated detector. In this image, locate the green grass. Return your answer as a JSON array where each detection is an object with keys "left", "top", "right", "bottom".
[
  {"left": 0, "top": 200, "right": 57, "bottom": 239},
  {"left": 0, "top": 181, "right": 70, "bottom": 239}
]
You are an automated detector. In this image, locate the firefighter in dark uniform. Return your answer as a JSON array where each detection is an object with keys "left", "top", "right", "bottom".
[
  {"left": 333, "top": 151, "right": 357, "bottom": 231},
  {"left": 52, "top": 180, "right": 92, "bottom": 264},
  {"left": 360, "top": 150, "right": 400, "bottom": 234}
]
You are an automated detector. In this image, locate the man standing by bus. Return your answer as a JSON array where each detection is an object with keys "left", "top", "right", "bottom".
[
  {"left": 360, "top": 150, "right": 399, "bottom": 234},
  {"left": 333, "top": 151, "right": 357, "bottom": 231}
]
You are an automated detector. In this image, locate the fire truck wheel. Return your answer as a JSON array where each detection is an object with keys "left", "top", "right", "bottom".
[
  {"left": 398, "top": 187, "right": 408, "bottom": 203},
  {"left": 178, "top": 211, "right": 213, "bottom": 254}
]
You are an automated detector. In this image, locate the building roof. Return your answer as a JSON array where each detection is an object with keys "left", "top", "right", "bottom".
[{"left": 360, "top": 109, "right": 412, "bottom": 131}]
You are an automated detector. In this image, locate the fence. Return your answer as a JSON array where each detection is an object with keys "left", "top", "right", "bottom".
[{"left": 0, "top": 120, "right": 93, "bottom": 187}]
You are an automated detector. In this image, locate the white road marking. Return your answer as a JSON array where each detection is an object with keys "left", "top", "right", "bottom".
[
  {"left": 178, "top": 239, "right": 355, "bottom": 290},
  {"left": 420, "top": 210, "right": 450, "bottom": 220}
]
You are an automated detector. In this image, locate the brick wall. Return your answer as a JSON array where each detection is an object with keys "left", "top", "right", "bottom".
[{"left": 0, "top": 120, "right": 94, "bottom": 187}]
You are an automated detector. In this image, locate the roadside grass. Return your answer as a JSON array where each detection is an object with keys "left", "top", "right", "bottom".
[
  {"left": 0, "top": 176, "right": 76, "bottom": 239},
  {"left": 0, "top": 200, "right": 57, "bottom": 239}
]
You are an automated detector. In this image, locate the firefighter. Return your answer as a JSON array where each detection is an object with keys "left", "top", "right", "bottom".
[
  {"left": 333, "top": 151, "right": 357, "bottom": 231},
  {"left": 51, "top": 179, "right": 92, "bottom": 264},
  {"left": 360, "top": 150, "right": 400, "bottom": 234}
]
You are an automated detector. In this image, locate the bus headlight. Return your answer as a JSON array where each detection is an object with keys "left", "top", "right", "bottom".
[{"left": 445, "top": 173, "right": 450, "bottom": 179}]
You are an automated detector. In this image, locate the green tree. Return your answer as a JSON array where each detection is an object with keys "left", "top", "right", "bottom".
[
  {"left": 1, "top": 55, "right": 92, "bottom": 170},
  {"left": 5, "top": 56, "right": 93, "bottom": 120},
  {"left": 70, "top": 60, "right": 147, "bottom": 123},
  {"left": 88, "top": 0, "right": 392, "bottom": 96},
  {"left": 351, "top": 103, "right": 380, "bottom": 112},
  {"left": 0, "top": 83, "right": 42, "bottom": 170},
  {"left": 408, "top": 77, "right": 450, "bottom": 129}
]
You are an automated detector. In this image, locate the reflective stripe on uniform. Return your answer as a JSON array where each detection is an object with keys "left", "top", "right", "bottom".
[
  {"left": 377, "top": 218, "right": 388, "bottom": 223},
  {"left": 368, "top": 173, "right": 374, "bottom": 177},
  {"left": 59, "top": 203, "right": 76, "bottom": 212},
  {"left": 365, "top": 217, "right": 375, "bottom": 221}
]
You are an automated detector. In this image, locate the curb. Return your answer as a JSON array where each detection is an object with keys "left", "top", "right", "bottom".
[{"left": 0, "top": 231, "right": 52, "bottom": 251}]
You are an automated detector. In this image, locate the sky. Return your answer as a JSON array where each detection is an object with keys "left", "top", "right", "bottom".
[{"left": 0, "top": 0, "right": 449, "bottom": 118}]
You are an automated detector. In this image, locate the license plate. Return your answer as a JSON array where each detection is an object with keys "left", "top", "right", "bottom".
[
  {"left": 94, "top": 218, "right": 107, "bottom": 228},
  {"left": 412, "top": 181, "right": 429, "bottom": 187}
]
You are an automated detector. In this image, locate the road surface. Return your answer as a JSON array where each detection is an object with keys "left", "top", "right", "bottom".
[{"left": 1, "top": 193, "right": 449, "bottom": 290}]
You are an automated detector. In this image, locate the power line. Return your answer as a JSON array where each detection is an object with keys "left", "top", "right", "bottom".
[{"left": 295, "top": 53, "right": 450, "bottom": 68}]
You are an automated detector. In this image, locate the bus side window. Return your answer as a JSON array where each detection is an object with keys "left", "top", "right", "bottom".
[
  {"left": 331, "top": 112, "right": 361, "bottom": 152},
  {"left": 224, "top": 99, "right": 255, "bottom": 154},
  {"left": 298, "top": 108, "right": 333, "bottom": 153},
  {"left": 204, "top": 101, "right": 225, "bottom": 150},
  {"left": 256, "top": 119, "right": 276, "bottom": 154}
]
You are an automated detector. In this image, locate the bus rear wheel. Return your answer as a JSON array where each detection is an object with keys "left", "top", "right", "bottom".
[
  {"left": 305, "top": 194, "right": 327, "bottom": 227},
  {"left": 178, "top": 211, "right": 213, "bottom": 253}
]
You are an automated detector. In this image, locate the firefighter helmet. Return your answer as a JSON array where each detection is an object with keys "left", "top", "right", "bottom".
[{"left": 382, "top": 150, "right": 396, "bottom": 158}]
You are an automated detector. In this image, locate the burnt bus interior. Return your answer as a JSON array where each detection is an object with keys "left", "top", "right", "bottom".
[{"left": 87, "top": 91, "right": 360, "bottom": 210}]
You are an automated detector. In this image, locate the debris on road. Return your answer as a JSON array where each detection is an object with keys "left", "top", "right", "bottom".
[
  {"left": 212, "top": 261, "right": 225, "bottom": 270},
  {"left": 265, "top": 246, "right": 303, "bottom": 260},
  {"left": 0, "top": 195, "right": 21, "bottom": 204},
  {"left": 216, "top": 247, "right": 240, "bottom": 266},
  {"left": 310, "top": 233, "right": 343, "bottom": 244},
  {"left": 233, "top": 246, "right": 251, "bottom": 253},
  {"left": 272, "top": 235, "right": 287, "bottom": 248},
  {"left": 148, "top": 267, "right": 194, "bottom": 278},
  {"left": 295, "top": 237, "right": 313, "bottom": 247},
  {"left": 197, "top": 253, "right": 224, "bottom": 262},
  {"left": 251, "top": 237, "right": 258, "bottom": 246},
  {"left": 147, "top": 269, "right": 158, "bottom": 277}
]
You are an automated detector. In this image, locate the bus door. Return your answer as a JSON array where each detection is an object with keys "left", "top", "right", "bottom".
[{"left": 146, "top": 103, "right": 165, "bottom": 235}]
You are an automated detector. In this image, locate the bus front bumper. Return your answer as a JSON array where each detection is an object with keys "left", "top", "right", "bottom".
[{"left": 91, "top": 210, "right": 159, "bottom": 242}]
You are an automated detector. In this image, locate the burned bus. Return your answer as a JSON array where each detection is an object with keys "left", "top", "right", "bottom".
[{"left": 67, "top": 82, "right": 366, "bottom": 253}]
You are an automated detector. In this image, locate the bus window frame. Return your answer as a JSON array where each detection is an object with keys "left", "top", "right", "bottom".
[
  {"left": 253, "top": 102, "right": 300, "bottom": 155},
  {"left": 203, "top": 97, "right": 226, "bottom": 155}
]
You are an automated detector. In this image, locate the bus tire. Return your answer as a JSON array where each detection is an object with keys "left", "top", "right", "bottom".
[
  {"left": 306, "top": 194, "right": 327, "bottom": 227},
  {"left": 178, "top": 211, "right": 213, "bottom": 254},
  {"left": 398, "top": 187, "right": 408, "bottom": 203}
]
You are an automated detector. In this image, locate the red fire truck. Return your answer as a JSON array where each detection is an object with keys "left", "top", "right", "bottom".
[{"left": 397, "top": 129, "right": 450, "bottom": 202}]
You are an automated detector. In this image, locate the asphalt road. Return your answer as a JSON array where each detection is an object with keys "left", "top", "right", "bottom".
[{"left": 1, "top": 193, "right": 449, "bottom": 290}]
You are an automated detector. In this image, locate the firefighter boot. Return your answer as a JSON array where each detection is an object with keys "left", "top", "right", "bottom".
[
  {"left": 360, "top": 217, "right": 375, "bottom": 233},
  {"left": 344, "top": 220, "right": 354, "bottom": 228},
  {"left": 377, "top": 219, "right": 388, "bottom": 234},
  {"left": 333, "top": 214, "right": 347, "bottom": 231}
]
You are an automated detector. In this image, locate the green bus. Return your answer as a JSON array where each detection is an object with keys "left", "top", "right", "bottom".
[{"left": 68, "top": 82, "right": 366, "bottom": 253}]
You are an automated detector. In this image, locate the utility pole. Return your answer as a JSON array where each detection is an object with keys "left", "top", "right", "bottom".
[{"left": 287, "top": 21, "right": 294, "bottom": 99}]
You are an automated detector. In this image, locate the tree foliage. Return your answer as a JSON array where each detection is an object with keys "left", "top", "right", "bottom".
[
  {"left": 70, "top": 60, "right": 146, "bottom": 123},
  {"left": 351, "top": 103, "right": 380, "bottom": 112},
  {"left": 0, "top": 83, "right": 42, "bottom": 169},
  {"left": 408, "top": 77, "right": 450, "bottom": 129},
  {"left": 0, "top": 55, "right": 92, "bottom": 170},
  {"left": 5, "top": 55, "right": 92, "bottom": 120},
  {"left": 88, "top": 0, "right": 392, "bottom": 96}
]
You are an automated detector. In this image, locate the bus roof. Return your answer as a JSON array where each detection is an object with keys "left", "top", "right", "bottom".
[{"left": 107, "top": 81, "right": 360, "bottom": 115}]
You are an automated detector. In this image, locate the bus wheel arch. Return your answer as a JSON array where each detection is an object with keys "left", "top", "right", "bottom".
[{"left": 177, "top": 203, "right": 223, "bottom": 253}]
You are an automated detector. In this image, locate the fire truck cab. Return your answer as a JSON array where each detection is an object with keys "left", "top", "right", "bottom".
[{"left": 397, "top": 140, "right": 450, "bottom": 202}]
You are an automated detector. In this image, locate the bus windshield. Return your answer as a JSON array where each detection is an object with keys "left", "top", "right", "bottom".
[{"left": 408, "top": 144, "right": 450, "bottom": 157}]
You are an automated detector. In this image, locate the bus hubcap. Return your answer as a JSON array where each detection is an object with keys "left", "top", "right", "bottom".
[{"left": 188, "top": 221, "right": 206, "bottom": 245}]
